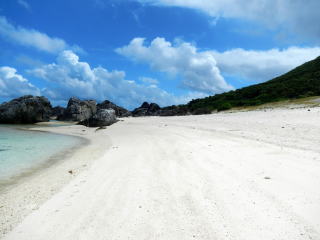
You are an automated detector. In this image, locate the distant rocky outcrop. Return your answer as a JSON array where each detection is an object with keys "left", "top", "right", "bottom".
[
  {"left": 59, "top": 97, "right": 97, "bottom": 122},
  {"left": 131, "top": 102, "right": 190, "bottom": 117},
  {"left": 97, "top": 100, "right": 131, "bottom": 117},
  {"left": 79, "top": 109, "right": 117, "bottom": 127},
  {"left": 132, "top": 102, "right": 161, "bottom": 117},
  {"left": 51, "top": 106, "right": 66, "bottom": 120},
  {"left": 0, "top": 95, "right": 52, "bottom": 124},
  {"left": 157, "top": 105, "right": 190, "bottom": 116},
  {"left": 132, "top": 102, "right": 149, "bottom": 117},
  {"left": 147, "top": 103, "right": 161, "bottom": 114}
]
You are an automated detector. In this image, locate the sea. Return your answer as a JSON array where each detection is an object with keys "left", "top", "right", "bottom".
[{"left": 0, "top": 123, "right": 83, "bottom": 184}]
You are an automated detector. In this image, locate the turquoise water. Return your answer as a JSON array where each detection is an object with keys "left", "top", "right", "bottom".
[{"left": 0, "top": 125, "right": 83, "bottom": 183}]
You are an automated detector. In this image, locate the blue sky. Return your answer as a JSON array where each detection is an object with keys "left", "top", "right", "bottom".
[{"left": 0, "top": 0, "right": 320, "bottom": 109}]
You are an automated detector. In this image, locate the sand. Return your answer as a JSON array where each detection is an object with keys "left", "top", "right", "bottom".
[{"left": 2, "top": 107, "right": 320, "bottom": 240}]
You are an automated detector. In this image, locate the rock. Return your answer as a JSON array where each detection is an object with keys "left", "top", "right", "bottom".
[
  {"left": 80, "top": 109, "right": 117, "bottom": 127},
  {"left": 97, "top": 100, "right": 131, "bottom": 117},
  {"left": 146, "top": 103, "right": 161, "bottom": 115},
  {"left": 132, "top": 102, "right": 190, "bottom": 117},
  {"left": 0, "top": 95, "right": 52, "bottom": 124},
  {"left": 60, "top": 97, "right": 97, "bottom": 122},
  {"left": 132, "top": 102, "right": 149, "bottom": 117},
  {"left": 132, "top": 108, "right": 148, "bottom": 117},
  {"left": 132, "top": 102, "right": 161, "bottom": 117},
  {"left": 140, "top": 102, "right": 150, "bottom": 109},
  {"left": 51, "top": 106, "right": 66, "bottom": 120}
]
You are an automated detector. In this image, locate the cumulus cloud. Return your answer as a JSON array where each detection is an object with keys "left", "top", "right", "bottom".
[
  {"left": 0, "top": 16, "right": 82, "bottom": 54},
  {"left": 116, "top": 37, "right": 234, "bottom": 94},
  {"left": 118, "top": 37, "right": 320, "bottom": 86},
  {"left": 212, "top": 47, "right": 320, "bottom": 82},
  {"left": 138, "top": 0, "right": 320, "bottom": 41},
  {"left": 30, "top": 50, "right": 197, "bottom": 109},
  {"left": 0, "top": 66, "right": 40, "bottom": 98}
]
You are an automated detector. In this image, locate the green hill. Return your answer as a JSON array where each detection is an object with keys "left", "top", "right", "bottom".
[{"left": 187, "top": 56, "right": 320, "bottom": 113}]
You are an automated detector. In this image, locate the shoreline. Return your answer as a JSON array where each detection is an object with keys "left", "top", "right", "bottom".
[
  {"left": 0, "top": 124, "right": 111, "bottom": 237},
  {"left": 0, "top": 131, "right": 88, "bottom": 189}
]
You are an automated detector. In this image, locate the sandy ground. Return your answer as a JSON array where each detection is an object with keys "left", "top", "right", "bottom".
[{"left": 2, "top": 107, "right": 320, "bottom": 240}]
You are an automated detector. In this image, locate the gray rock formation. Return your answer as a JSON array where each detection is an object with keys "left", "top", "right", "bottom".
[
  {"left": 51, "top": 106, "right": 66, "bottom": 120},
  {"left": 132, "top": 108, "right": 148, "bottom": 117},
  {"left": 80, "top": 109, "right": 117, "bottom": 127},
  {"left": 132, "top": 102, "right": 161, "bottom": 117},
  {"left": 146, "top": 103, "right": 160, "bottom": 115},
  {"left": 97, "top": 100, "right": 131, "bottom": 117},
  {"left": 131, "top": 102, "right": 190, "bottom": 117},
  {"left": 59, "top": 97, "right": 97, "bottom": 122},
  {"left": 140, "top": 102, "right": 150, "bottom": 109},
  {"left": 132, "top": 102, "right": 149, "bottom": 117},
  {"left": 0, "top": 95, "right": 52, "bottom": 124}
]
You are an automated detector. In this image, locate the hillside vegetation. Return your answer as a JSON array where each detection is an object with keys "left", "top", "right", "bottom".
[{"left": 187, "top": 56, "right": 320, "bottom": 113}]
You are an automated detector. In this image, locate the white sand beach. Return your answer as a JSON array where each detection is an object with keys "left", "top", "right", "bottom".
[{"left": 2, "top": 107, "right": 320, "bottom": 240}]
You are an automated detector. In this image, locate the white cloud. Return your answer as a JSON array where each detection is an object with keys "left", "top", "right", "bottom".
[
  {"left": 0, "top": 16, "right": 82, "bottom": 54},
  {"left": 17, "top": 0, "right": 31, "bottom": 11},
  {"left": 117, "top": 37, "right": 320, "bottom": 86},
  {"left": 15, "top": 55, "right": 45, "bottom": 68},
  {"left": 116, "top": 37, "right": 234, "bottom": 94},
  {"left": 30, "top": 50, "right": 197, "bottom": 109},
  {"left": 211, "top": 47, "right": 320, "bottom": 82},
  {"left": 0, "top": 66, "right": 40, "bottom": 98},
  {"left": 140, "top": 77, "right": 159, "bottom": 85},
  {"left": 138, "top": 0, "right": 320, "bottom": 41}
]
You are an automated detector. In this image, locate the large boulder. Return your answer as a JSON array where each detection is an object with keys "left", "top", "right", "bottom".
[
  {"left": 59, "top": 97, "right": 97, "bottom": 122},
  {"left": 80, "top": 109, "right": 117, "bottom": 127},
  {"left": 97, "top": 100, "right": 131, "bottom": 117},
  {"left": 0, "top": 95, "right": 52, "bottom": 124}
]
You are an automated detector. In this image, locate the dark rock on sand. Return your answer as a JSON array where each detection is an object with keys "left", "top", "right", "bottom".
[
  {"left": 132, "top": 102, "right": 190, "bottom": 117},
  {"left": 132, "top": 102, "right": 161, "bottom": 117},
  {"left": 0, "top": 95, "right": 52, "bottom": 124},
  {"left": 80, "top": 109, "right": 117, "bottom": 127},
  {"left": 60, "top": 97, "right": 97, "bottom": 122},
  {"left": 51, "top": 106, "right": 66, "bottom": 120},
  {"left": 132, "top": 109, "right": 148, "bottom": 117},
  {"left": 97, "top": 100, "right": 131, "bottom": 117},
  {"left": 140, "top": 102, "right": 150, "bottom": 109},
  {"left": 132, "top": 102, "right": 149, "bottom": 117},
  {"left": 147, "top": 103, "right": 161, "bottom": 115}
]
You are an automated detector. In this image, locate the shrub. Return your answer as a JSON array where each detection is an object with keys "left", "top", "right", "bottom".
[{"left": 217, "top": 102, "right": 232, "bottom": 112}]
